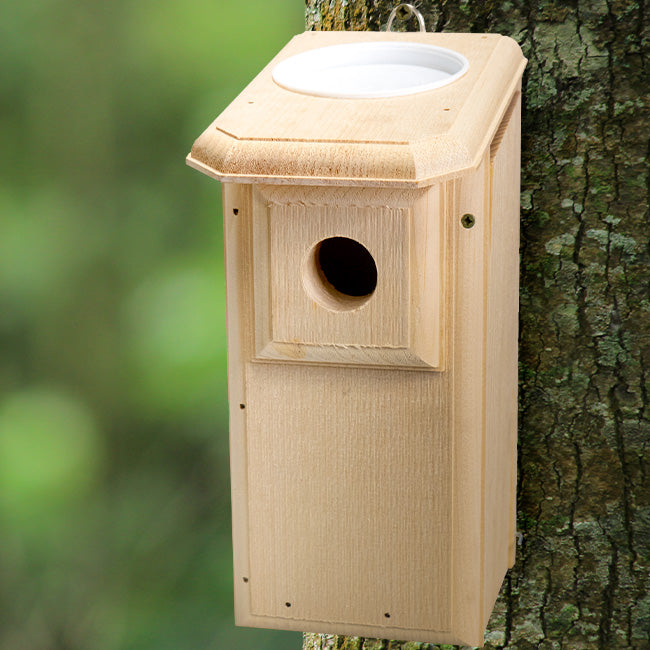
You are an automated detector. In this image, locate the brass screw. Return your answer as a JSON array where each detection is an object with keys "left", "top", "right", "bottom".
[{"left": 461, "top": 213, "right": 476, "bottom": 229}]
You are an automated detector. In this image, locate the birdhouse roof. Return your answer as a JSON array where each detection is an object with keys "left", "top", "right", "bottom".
[{"left": 187, "top": 31, "right": 526, "bottom": 188}]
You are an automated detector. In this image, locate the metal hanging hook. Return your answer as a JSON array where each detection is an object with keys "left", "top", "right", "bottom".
[{"left": 386, "top": 4, "right": 427, "bottom": 32}]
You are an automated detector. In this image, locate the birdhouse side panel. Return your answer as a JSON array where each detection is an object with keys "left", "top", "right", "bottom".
[
  {"left": 483, "top": 90, "right": 521, "bottom": 622},
  {"left": 447, "top": 159, "right": 490, "bottom": 645},
  {"left": 222, "top": 183, "right": 256, "bottom": 624}
]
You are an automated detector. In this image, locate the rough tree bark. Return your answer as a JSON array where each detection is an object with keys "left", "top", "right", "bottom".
[{"left": 302, "top": 1, "right": 650, "bottom": 649}]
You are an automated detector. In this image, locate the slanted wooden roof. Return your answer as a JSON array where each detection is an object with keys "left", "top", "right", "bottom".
[{"left": 187, "top": 31, "right": 526, "bottom": 187}]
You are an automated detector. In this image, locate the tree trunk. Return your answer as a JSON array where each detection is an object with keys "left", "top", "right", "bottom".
[{"left": 302, "top": 1, "right": 650, "bottom": 648}]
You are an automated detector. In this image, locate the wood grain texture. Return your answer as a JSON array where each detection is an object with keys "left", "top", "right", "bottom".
[
  {"left": 193, "top": 31, "right": 523, "bottom": 648},
  {"left": 218, "top": 165, "right": 518, "bottom": 646},
  {"left": 251, "top": 185, "right": 443, "bottom": 369},
  {"left": 222, "top": 183, "right": 255, "bottom": 622},
  {"left": 449, "top": 157, "right": 490, "bottom": 645},
  {"left": 483, "top": 90, "right": 521, "bottom": 623},
  {"left": 269, "top": 198, "right": 410, "bottom": 346},
  {"left": 187, "top": 31, "right": 526, "bottom": 187},
  {"left": 246, "top": 363, "right": 451, "bottom": 631}
]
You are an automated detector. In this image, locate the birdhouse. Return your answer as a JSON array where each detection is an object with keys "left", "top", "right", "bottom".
[{"left": 187, "top": 29, "right": 526, "bottom": 648}]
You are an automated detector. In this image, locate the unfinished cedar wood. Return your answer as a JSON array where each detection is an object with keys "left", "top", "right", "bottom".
[
  {"left": 188, "top": 30, "right": 526, "bottom": 647},
  {"left": 188, "top": 31, "right": 526, "bottom": 187}
]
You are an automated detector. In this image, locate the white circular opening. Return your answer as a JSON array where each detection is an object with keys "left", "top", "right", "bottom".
[{"left": 272, "top": 42, "right": 469, "bottom": 99}]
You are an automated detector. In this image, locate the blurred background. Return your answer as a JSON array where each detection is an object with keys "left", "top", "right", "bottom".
[{"left": 0, "top": 0, "right": 304, "bottom": 647}]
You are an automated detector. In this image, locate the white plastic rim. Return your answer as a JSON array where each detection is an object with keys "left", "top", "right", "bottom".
[{"left": 272, "top": 42, "right": 469, "bottom": 99}]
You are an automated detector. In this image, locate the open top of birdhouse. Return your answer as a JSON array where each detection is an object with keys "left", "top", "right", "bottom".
[{"left": 187, "top": 31, "right": 526, "bottom": 188}]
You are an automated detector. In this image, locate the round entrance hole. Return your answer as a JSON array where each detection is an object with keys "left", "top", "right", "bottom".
[{"left": 302, "top": 237, "right": 377, "bottom": 312}]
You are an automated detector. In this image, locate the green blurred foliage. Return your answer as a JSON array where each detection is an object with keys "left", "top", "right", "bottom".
[{"left": 0, "top": 0, "right": 303, "bottom": 648}]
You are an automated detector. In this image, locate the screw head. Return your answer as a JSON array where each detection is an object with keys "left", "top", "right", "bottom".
[{"left": 461, "top": 213, "right": 476, "bottom": 229}]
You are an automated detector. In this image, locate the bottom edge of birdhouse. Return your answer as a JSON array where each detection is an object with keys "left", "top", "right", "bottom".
[{"left": 235, "top": 612, "right": 484, "bottom": 647}]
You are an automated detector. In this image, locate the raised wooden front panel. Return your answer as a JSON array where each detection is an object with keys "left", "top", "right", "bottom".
[
  {"left": 251, "top": 185, "right": 443, "bottom": 369},
  {"left": 269, "top": 202, "right": 409, "bottom": 345},
  {"left": 245, "top": 363, "right": 452, "bottom": 632}
]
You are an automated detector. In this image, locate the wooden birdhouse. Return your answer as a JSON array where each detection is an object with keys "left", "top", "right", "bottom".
[{"left": 187, "top": 29, "right": 526, "bottom": 647}]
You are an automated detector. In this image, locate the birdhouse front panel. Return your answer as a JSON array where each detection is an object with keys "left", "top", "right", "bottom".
[
  {"left": 220, "top": 166, "right": 499, "bottom": 646},
  {"left": 188, "top": 30, "right": 526, "bottom": 648},
  {"left": 245, "top": 362, "right": 451, "bottom": 631}
]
